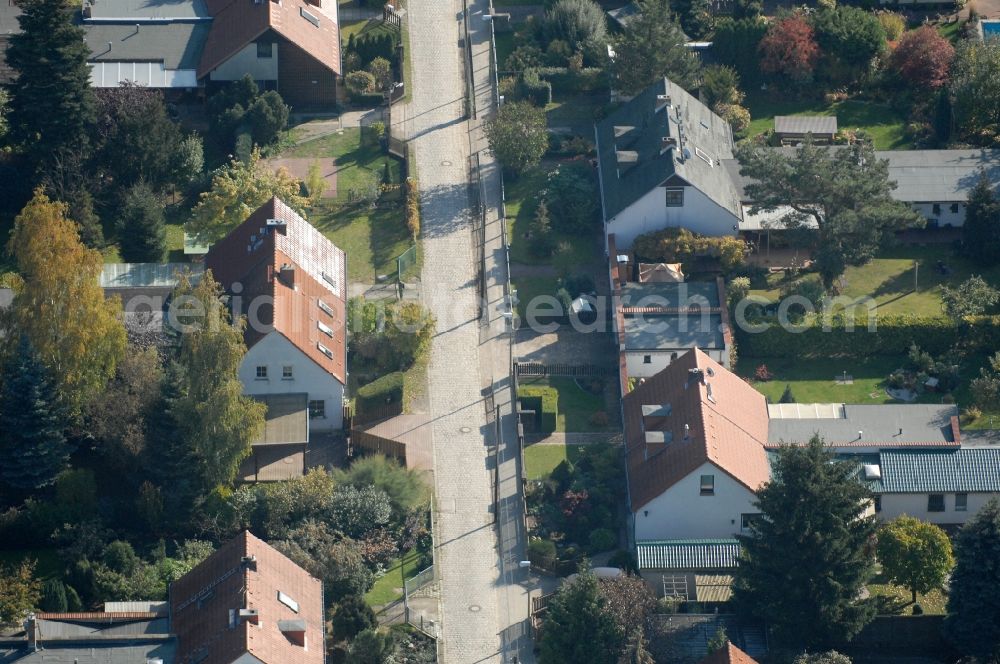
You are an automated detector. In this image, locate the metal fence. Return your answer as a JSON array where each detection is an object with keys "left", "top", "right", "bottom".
[
  {"left": 396, "top": 244, "right": 418, "bottom": 281},
  {"left": 403, "top": 564, "right": 440, "bottom": 638}
]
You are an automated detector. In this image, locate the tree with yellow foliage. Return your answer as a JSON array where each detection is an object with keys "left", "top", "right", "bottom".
[
  {"left": 186, "top": 148, "right": 306, "bottom": 246},
  {"left": 6, "top": 190, "right": 126, "bottom": 416}
]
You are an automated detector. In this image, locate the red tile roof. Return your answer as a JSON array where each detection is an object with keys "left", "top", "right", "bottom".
[
  {"left": 624, "top": 349, "right": 771, "bottom": 511},
  {"left": 198, "top": 0, "right": 340, "bottom": 78},
  {"left": 698, "top": 643, "right": 760, "bottom": 664},
  {"left": 170, "top": 530, "right": 324, "bottom": 664},
  {"left": 205, "top": 197, "right": 346, "bottom": 384}
]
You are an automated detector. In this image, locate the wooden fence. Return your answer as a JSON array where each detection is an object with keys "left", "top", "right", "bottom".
[
  {"left": 351, "top": 428, "right": 408, "bottom": 465},
  {"left": 515, "top": 362, "right": 615, "bottom": 378}
]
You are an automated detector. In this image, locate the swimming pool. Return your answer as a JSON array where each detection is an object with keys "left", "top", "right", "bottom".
[{"left": 983, "top": 20, "right": 1000, "bottom": 40}]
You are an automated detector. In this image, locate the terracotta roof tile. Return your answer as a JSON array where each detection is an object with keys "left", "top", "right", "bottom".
[
  {"left": 698, "top": 642, "right": 760, "bottom": 664},
  {"left": 170, "top": 530, "right": 324, "bottom": 664},
  {"left": 205, "top": 197, "right": 346, "bottom": 384},
  {"left": 198, "top": 0, "right": 340, "bottom": 78},
  {"left": 624, "top": 349, "right": 771, "bottom": 511}
]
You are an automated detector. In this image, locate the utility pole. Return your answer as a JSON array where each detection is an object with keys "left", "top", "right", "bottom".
[{"left": 914, "top": 260, "right": 919, "bottom": 292}]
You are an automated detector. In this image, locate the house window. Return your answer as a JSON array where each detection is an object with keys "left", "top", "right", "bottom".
[
  {"left": 257, "top": 41, "right": 273, "bottom": 58},
  {"left": 950, "top": 203, "right": 960, "bottom": 214},
  {"left": 282, "top": 365, "right": 293, "bottom": 380},
  {"left": 932, "top": 203, "right": 941, "bottom": 216},
  {"left": 700, "top": 475, "right": 715, "bottom": 495},
  {"left": 255, "top": 365, "right": 268, "bottom": 379},
  {"left": 665, "top": 188, "right": 684, "bottom": 207},
  {"left": 317, "top": 342, "right": 334, "bottom": 359},
  {"left": 318, "top": 321, "right": 335, "bottom": 338},
  {"left": 740, "top": 513, "right": 760, "bottom": 531},
  {"left": 928, "top": 494, "right": 945, "bottom": 512},
  {"left": 318, "top": 299, "right": 335, "bottom": 317},
  {"left": 300, "top": 6, "right": 320, "bottom": 27},
  {"left": 277, "top": 591, "right": 299, "bottom": 613},
  {"left": 643, "top": 355, "right": 652, "bottom": 364},
  {"left": 874, "top": 495, "right": 881, "bottom": 512},
  {"left": 955, "top": 493, "right": 968, "bottom": 511},
  {"left": 309, "top": 400, "right": 326, "bottom": 419}
]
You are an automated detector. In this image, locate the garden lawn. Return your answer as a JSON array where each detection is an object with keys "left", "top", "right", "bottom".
[
  {"left": 738, "top": 354, "right": 943, "bottom": 405},
  {"left": 510, "top": 275, "right": 560, "bottom": 320},
  {"left": 517, "top": 376, "right": 615, "bottom": 433},
  {"left": 748, "top": 246, "right": 1000, "bottom": 318},
  {"left": 937, "top": 19, "right": 965, "bottom": 44},
  {"left": 364, "top": 548, "right": 423, "bottom": 607},
  {"left": 868, "top": 576, "right": 948, "bottom": 615},
  {"left": 505, "top": 163, "right": 599, "bottom": 269},
  {"left": 282, "top": 127, "right": 412, "bottom": 282},
  {"left": 545, "top": 94, "right": 605, "bottom": 134},
  {"left": 744, "top": 95, "right": 912, "bottom": 150},
  {"left": 524, "top": 443, "right": 589, "bottom": 480}
]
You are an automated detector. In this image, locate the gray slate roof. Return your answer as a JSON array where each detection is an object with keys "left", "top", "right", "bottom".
[
  {"left": 873, "top": 448, "right": 1000, "bottom": 493},
  {"left": 85, "top": 0, "right": 210, "bottom": 20},
  {"left": 84, "top": 21, "right": 211, "bottom": 69},
  {"left": 767, "top": 404, "right": 958, "bottom": 446},
  {"left": 596, "top": 78, "right": 739, "bottom": 222},
  {"left": 774, "top": 115, "right": 837, "bottom": 135},
  {"left": 636, "top": 539, "right": 740, "bottom": 571},
  {"left": 726, "top": 148, "right": 1000, "bottom": 205}
]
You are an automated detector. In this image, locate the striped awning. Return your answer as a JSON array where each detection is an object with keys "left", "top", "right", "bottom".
[{"left": 637, "top": 539, "right": 740, "bottom": 571}]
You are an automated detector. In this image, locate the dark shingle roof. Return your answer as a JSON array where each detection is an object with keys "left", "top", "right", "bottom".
[
  {"left": 84, "top": 21, "right": 211, "bottom": 69},
  {"left": 636, "top": 539, "right": 740, "bottom": 571},
  {"left": 596, "top": 78, "right": 739, "bottom": 222},
  {"left": 873, "top": 448, "right": 1000, "bottom": 493}
]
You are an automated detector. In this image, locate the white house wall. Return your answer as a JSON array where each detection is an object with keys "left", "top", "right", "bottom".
[
  {"left": 210, "top": 42, "right": 279, "bottom": 82},
  {"left": 607, "top": 185, "right": 740, "bottom": 250},
  {"left": 911, "top": 202, "right": 966, "bottom": 228},
  {"left": 626, "top": 348, "right": 728, "bottom": 379},
  {"left": 239, "top": 331, "right": 344, "bottom": 431},
  {"left": 877, "top": 491, "right": 999, "bottom": 525},
  {"left": 633, "top": 461, "right": 758, "bottom": 541}
]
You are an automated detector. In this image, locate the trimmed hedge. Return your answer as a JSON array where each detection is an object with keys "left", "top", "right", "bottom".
[
  {"left": 536, "top": 67, "right": 607, "bottom": 94},
  {"left": 735, "top": 314, "right": 1000, "bottom": 358},
  {"left": 356, "top": 371, "right": 405, "bottom": 417},
  {"left": 519, "top": 69, "right": 552, "bottom": 106}
]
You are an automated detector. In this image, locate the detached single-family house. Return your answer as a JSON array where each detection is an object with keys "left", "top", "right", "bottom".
[
  {"left": 2, "top": 0, "right": 341, "bottom": 105},
  {"left": 170, "top": 530, "right": 325, "bottom": 664},
  {"left": 206, "top": 197, "right": 347, "bottom": 431},
  {"left": 596, "top": 77, "right": 743, "bottom": 249}
]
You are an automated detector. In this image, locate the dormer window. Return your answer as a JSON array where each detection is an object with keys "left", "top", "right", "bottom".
[
  {"left": 277, "top": 591, "right": 299, "bottom": 613},
  {"left": 318, "top": 299, "right": 335, "bottom": 317},
  {"left": 318, "top": 321, "right": 334, "bottom": 338},
  {"left": 317, "top": 342, "right": 333, "bottom": 359},
  {"left": 300, "top": 6, "right": 320, "bottom": 26}
]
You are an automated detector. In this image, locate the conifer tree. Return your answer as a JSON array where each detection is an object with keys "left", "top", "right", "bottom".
[{"left": 944, "top": 499, "right": 1000, "bottom": 662}]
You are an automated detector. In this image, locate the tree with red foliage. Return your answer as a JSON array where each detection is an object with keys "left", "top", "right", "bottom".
[
  {"left": 889, "top": 26, "right": 955, "bottom": 90},
  {"left": 758, "top": 15, "right": 820, "bottom": 83}
]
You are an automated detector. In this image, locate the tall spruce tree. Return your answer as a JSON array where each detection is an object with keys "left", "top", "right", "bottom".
[
  {"left": 6, "top": 0, "right": 95, "bottom": 174},
  {"left": 117, "top": 182, "right": 166, "bottom": 263},
  {"left": 962, "top": 171, "right": 1000, "bottom": 266},
  {"left": 732, "top": 435, "right": 877, "bottom": 649},
  {"left": 143, "top": 361, "right": 197, "bottom": 524},
  {"left": 538, "top": 568, "right": 624, "bottom": 663},
  {"left": 0, "top": 337, "right": 69, "bottom": 491},
  {"left": 611, "top": 0, "right": 701, "bottom": 95},
  {"left": 944, "top": 498, "right": 1000, "bottom": 662}
]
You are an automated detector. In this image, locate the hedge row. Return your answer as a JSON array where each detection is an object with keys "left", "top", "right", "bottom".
[
  {"left": 355, "top": 371, "right": 405, "bottom": 418},
  {"left": 534, "top": 67, "right": 606, "bottom": 94},
  {"left": 735, "top": 315, "right": 1000, "bottom": 358}
]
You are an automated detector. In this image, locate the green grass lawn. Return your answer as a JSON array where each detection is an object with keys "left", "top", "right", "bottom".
[
  {"left": 517, "top": 376, "right": 616, "bottom": 433},
  {"left": 737, "top": 354, "right": 946, "bottom": 405},
  {"left": 282, "top": 127, "right": 413, "bottom": 282},
  {"left": 749, "top": 246, "right": 1000, "bottom": 318},
  {"left": 744, "top": 95, "right": 912, "bottom": 150},
  {"left": 511, "top": 275, "right": 560, "bottom": 320},
  {"left": 545, "top": 94, "right": 605, "bottom": 133},
  {"left": 937, "top": 19, "right": 965, "bottom": 44},
  {"left": 524, "top": 442, "right": 590, "bottom": 480},
  {"left": 869, "top": 569, "right": 948, "bottom": 615},
  {"left": 340, "top": 19, "right": 373, "bottom": 42},
  {"left": 0, "top": 549, "right": 63, "bottom": 580},
  {"left": 364, "top": 549, "right": 423, "bottom": 607}
]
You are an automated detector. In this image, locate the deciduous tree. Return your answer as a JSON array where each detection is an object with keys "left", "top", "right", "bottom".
[
  {"left": 611, "top": 0, "right": 701, "bottom": 94},
  {"left": 348, "top": 629, "right": 397, "bottom": 664},
  {"left": 6, "top": 0, "right": 94, "bottom": 174},
  {"left": 948, "top": 40, "right": 1000, "bottom": 146},
  {"left": 877, "top": 516, "right": 953, "bottom": 603},
  {"left": 0, "top": 337, "right": 69, "bottom": 491},
  {"left": 962, "top": 172, "right": 1000, "bottom": 264},
  {"left": 732, "top": 436, "right": 877, "bottom": 649},
  {"left": 7, "top": 191, "right": 126, "bottom": 414},
  {"left": 889, "top": 26, "right": 955, "bottom": 91},
  {"left": 736, "top": 141, "right": 922, "bottom": 288},
  {"left": 944, "top": 498, "right": 1000, "bottom": 662},
  {"left": 485, "top": 101, "right": 548, "bottom": 175},
  {"left": 170, "top": 272, "right": 266, "bottom": 492},
  {"left": 940, "top": 275, "right": 999, "bottom": 319},
  {"left": 539, "top": 569, "right": 624, "bottom": 663},
  {"left": 758, "top": 14, "right": 820, "bottom": 83},
  {"left": 0, "top": 560, "right": 41, "bottom": 626},
  {"left": 186, "top": 149, "right": 305, "bottom": 245}
]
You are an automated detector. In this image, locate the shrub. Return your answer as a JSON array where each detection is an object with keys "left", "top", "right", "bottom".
[
  {"left": 505, "top": 44, "right": 544, "bottom": 72},
  {"left": 405, "top": 177, "right": 420, "bottom": 238},
  {"left": 545, "top": 162, "right": 599, "bottom": 232},
  {"left": 528, "top": 538, "right": 558, "bottom": 569},
  {"left": 877, "top": 11, "right": 905, "bottom": 41},
  {"left": 632, "top": 227, "right": 746, "bottom": 272},
  {"left": 589, "top": 528, "right": 617, "bottom": 553},
  {"left": 529, "top": 199, "right": 555, "bottom": 259},
  {"left": 607, "top": 549, "right": 638, "bottom": 574},
  {"left": 963, "top": 406, "right": 982, "bottom": 423},
  {"left": 754, "top": 364, "right": 774, "bottom": 381},
  {"left": 367, "top": 56, "right": 393, "bottom": 92},
  {"left": 721, "top": 104, "right": 752, "bottom": 132},
  {"left": 518, "top": 68, "right": 553, "bottom": 106},
  {"left": 543, "top": 0, "right": 607, "bottom": 46},
  {"left": 345, "top": 70, "right": 377, "bottom": 97}
]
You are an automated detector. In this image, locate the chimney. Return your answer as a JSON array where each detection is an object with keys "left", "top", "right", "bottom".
[
  {"left": 279, "top": 619, "right": 307, "bottom": 647},
  {"left": 24, "top": 614, "right": 38, "bottom": 651},
  {"left": 279, "top": 264, "right": 296, "bottom": 289},
  {"left": 660, "top": 136, "right": 677, "bottom": 154}
]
